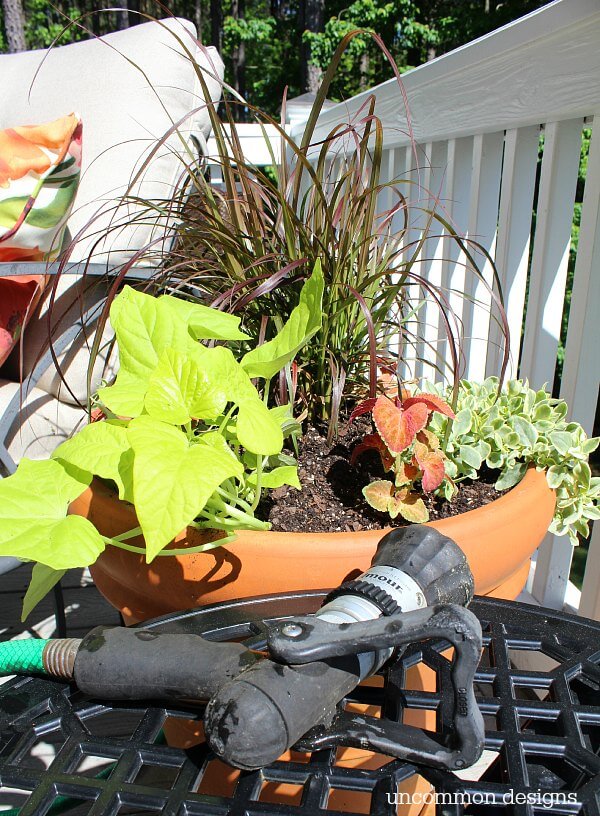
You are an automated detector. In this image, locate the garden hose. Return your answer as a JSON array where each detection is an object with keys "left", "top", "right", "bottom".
[
  {"left": 0, "top": 527, "right": 483, "bottom": 783},
  {"left": 0, "top": 638, "right": 80, "bottom": 678}
]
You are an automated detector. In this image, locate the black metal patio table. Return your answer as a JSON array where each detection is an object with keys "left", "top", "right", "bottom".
[{"left": 0, "top": 594, "right": 599, "bottom": 816}]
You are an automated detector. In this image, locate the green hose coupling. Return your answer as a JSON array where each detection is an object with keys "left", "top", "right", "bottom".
[{"left": 0, "top": 638, "right": 81, "bottom": 678}]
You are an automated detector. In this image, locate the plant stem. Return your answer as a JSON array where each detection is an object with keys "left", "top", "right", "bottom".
[
  {"left": 250, "top": 454, "right": 263, "bottom": 512},
  {"left": 216, "top": 484, "right": 253, "bottom": 513},
  {"left": 113, "top": 526, "right": 142, "bottom": 542},
  {"left": 103, "top": 534, "right": 237, "bottom": 557},
  {"left": 219, "top": 404, "right": 237, "bottom": 435},
  {"left": 204, "top": 494, "right": 269, "bottom": 528}
]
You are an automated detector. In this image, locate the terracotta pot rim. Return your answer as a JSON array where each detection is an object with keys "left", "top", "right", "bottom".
[
  {"left": 81, "top": 463, "right": 548, "bottom": 550},
  {"left": 83, "top": 464, "right": 555, "bottom": 620}
]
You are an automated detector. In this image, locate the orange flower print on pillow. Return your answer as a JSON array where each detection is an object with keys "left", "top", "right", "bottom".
[
  {"left": 0, "top": 113, "right": 82, "bottom": 367},
  {"left": 0, "top": 114, "right": 80, "bottom": 187}
]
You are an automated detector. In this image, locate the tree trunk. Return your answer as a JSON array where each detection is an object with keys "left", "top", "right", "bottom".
[
  {"left": 128, "top": 0, "right": 140, "bottom": 27},
  {"left": 2, "top": 0, "right": 26, "bottom": 52},
  {"left": 231, "top": 0, "right": 246, "bottom": 120},
  {"left": 117, "top": 2, "right": 129, "bottom": 30},
  {"left": 194, "top": 0, "right": 202, "bottom": 39},
  {"left": 359, "top": 50, "right": 369, "bottom": 91},
  {"left": 210, "top": 0, "right": 222, "bottom": 51},
  {"left": 301, "top": 0, "right": 324, "bottom": 93}
]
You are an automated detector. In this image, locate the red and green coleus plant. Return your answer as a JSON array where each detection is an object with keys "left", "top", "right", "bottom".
[{"left": 350, "top": 392, "right": 456, "bottom": 522}]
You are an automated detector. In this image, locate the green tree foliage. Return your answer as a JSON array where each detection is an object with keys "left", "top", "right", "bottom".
[{"left": 303, "top": 0, "right": 550, "bottom": 101}]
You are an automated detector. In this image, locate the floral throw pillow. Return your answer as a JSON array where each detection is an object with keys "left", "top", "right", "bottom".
[{"left": 0, "top": 113, "right": 82, "bottom": 367}]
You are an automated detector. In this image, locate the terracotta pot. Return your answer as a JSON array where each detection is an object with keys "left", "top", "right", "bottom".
[{"left": 70, "top": 466, "right": 555, "bottom": 623}]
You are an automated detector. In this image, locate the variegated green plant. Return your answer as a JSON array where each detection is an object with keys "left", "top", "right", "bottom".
[
  {"left": 424, "top": 377, "right": 599, "bottom": 545},
  {"left": 0, "top": 261, "right": 324, "bottom": 619}
]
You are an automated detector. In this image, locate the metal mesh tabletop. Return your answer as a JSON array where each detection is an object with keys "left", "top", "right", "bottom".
[{"left": 0, "top": 594, "right": 599, "bottom": 816}]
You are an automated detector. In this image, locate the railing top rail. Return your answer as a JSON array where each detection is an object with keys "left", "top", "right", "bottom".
[{"left": 294, "top": 0, "right": 600, "bottom": 148}]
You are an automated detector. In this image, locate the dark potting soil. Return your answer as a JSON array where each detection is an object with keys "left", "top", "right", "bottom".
[{"left": 257, "top": 420, "right": 507, "bottom": 534}]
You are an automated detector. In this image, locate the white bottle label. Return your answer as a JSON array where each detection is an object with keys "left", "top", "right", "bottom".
[{"left": 360, "top": 565, "right": 426, "bottom": 612}]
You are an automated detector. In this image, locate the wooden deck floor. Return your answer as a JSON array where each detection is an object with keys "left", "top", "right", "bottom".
[{"left": 0, "top": 563, "right": 121, "bottom": 642}]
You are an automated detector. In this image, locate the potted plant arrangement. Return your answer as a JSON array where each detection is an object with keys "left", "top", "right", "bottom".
[
  {"left": 1, "top": 32, "right": 597, "bottom": 626},
  {"left": 3, "top": 256, "right": 595, "bottom": 624}
]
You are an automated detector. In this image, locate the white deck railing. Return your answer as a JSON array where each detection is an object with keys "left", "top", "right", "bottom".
[{"left": 286, "top": 0, "right": 600, "bottom": 617}]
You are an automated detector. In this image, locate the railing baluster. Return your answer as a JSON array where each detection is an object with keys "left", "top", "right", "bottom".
[
  {"left": 558, "top": 118, "right": 600, "bottom": 620},
  {"left": 486, "top": 125, "right": 539, "bottom": 380},
  {"left": 441, "top": 137, "right": 474, "bottom": 385},
  {"left": 524, "top": 119, "right": 584, "bottom": 611},
  {"left": 560, "top": 119, "right": 600, "bottom": 435},
  {"left": 462, "top": 131, "right": 505, "bottom": 382},
  {"left": 399, "top": 145, "right": 420, "bottom": 383},
  {"left": 531, "top": 533, "right": 577, "bottom": 611},
  {"left": 580, "top": 524, "right": 600, "bottom": 621},
  {"left": 519, "top": 118, "right": 583, "bottom": 387},
  {"left": 385, "top": 147, "right": 408, "bottom": 365},
  {"left": 415, "top": 141, "right": 448, "bottom": 384}
]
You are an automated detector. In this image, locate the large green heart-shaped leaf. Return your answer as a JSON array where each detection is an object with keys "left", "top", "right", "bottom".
[
  {"left": 193, "top": 345, "right": 257, "bottom": 404},
  {"left": 145, "top": 348, "right": 227, "bottom": 425},
  {"left": 247, "top": 466, "right": 301, "bottom": 489},
  {"left": 96, "top": 371, "right": 147, "bottom": 418},
  {"left": 0, "top": 459, "right": 104, "bottom": 570},
  {"left": 110, "top": 286, "right": 195, "bottom": 380},
  {"left": 159, "top": 296, "right": 249, "bottom": 341},
  {"left": 53, "top": 420, "right": 134, "bottom": 503},
  {"left": 22, "top": 563, "right": 66, "bottom": 622},
  {"left": 236, "top": 399, "right": 284, "bottom": 455},
  {"left": 241, "top": 260, "right": 324, "bottom": 379},
  {"left": 127, "top": 417, "right": 244, "bottom": 561}
]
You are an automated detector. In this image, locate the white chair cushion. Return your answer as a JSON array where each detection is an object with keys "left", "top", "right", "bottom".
[
  {"left": 3, "top": 275, "right": 119, "bottom": 405},
  {"left": 0, "top": 378, "right": 86, "bottom": 462},
  {"left": 0, "top": 19, "right": 224, "bottom": 265}
]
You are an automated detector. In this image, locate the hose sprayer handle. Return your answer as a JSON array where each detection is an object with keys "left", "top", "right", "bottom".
[{"left": 281, "top": 604, "right": 485, "bottom": 771}]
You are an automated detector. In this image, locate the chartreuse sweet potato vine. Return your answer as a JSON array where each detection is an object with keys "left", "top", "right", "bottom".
[
  {"left": 355, "top": 377, "right": 599, "bottom": 544},
  {"left": 0, "top": 261, "right": 324, "bottom": 620}
]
